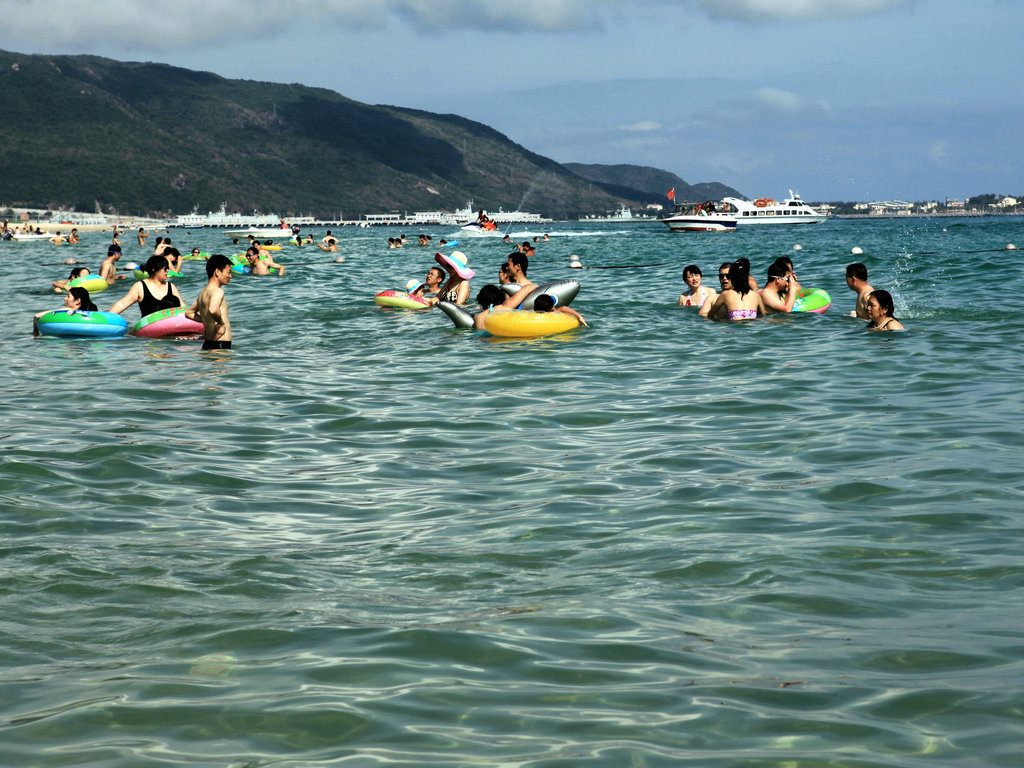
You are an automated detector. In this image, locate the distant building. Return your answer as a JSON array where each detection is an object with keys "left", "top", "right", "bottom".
[{"left": 646, "top": 203, "right": 664, "bottom": 213}]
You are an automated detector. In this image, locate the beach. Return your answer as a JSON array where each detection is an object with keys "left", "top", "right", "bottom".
[{"left": 3, "top": 216, "right": 1024, "bottom": 767}]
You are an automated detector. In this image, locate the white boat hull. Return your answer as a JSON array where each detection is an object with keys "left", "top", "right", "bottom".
[
  {"left": 662, "top": 216, "right": 737, "bottom": 232},
  {"left": 459, "top": 224, "right": 503, "bottom": 238},
  {"left": 223, "top": 228, "right": 294, "bottom": 238}
]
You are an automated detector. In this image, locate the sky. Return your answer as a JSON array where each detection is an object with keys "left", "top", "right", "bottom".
[{"left": 1, "top": 0, "right": 1021, "bottom": 202}]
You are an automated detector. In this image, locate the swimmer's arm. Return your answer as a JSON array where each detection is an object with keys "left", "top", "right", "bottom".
[
  {"left": 556, "top": 306, "right": 587, "bottom": 326},
  {"left": 704, "top": 293, "right": 726, "bottom": 319},
  {"left": 678, "top": 294, "right": 687, "bottom": 307},
  {"left": 107, "top": 283, "right": 142, "bottom": 314},
  {"left": 501, "top": 285, "right": 531, "bottom": 309}
]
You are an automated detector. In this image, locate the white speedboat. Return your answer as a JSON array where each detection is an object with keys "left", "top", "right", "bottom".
[
  {"left": 459, "top": 222, "right": 504, "bottom": 238},
  {"left": 662, "top": 190, "right": 827, "bottom": 230},
  {"left": 10, "top": 232, "right": 58, "bottom": 241}
]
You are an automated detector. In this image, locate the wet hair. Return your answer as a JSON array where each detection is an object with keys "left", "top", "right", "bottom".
[
  {"left": 144, "top": 255, "right": 169, "bottom": 276},
  {"left": 767, "top": 258, "right": 789, "bottom": 281},
  {"left": 869, "top": 290, "right": 897, "bottom": 318},
  {"left": 719, "top": 262, "right": 732, "bottom": 273},
  {"left": 507, "top": 251, "right": 528, "bottom": 275},
  {"left": 682, "top": 264, "right": 701, "bottom": 279},
  {"left": 533, "top": 294, "right": 555, "bottom": 312},
  {"left": 69, "top": 266, "right": 89, "bottom": 279},
  {"left": 728, "top": 260, "right": 752, "bottom": 297},
  {"left": 846, "top": 263, "right": 868, "bottom": 282},
  {"left": 206, "top": 253, "right": 232, "bottom": 277},
  {"left": 68, "top": 286, "right": 97, "bottom": 311},
  {"left": 476, "top": 284, "right": 506, "bottom": 309}
]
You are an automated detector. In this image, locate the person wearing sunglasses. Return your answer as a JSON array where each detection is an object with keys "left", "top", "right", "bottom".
[{"left": 761, "top": 263, "right": 798, "bottom": 314}]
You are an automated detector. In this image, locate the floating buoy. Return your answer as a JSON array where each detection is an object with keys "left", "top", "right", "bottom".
[
  {"left": 125, "top": 262, "right": 138, "bottom": 270},
  {"left": 793, "top": 244, "right": 802, "bottom": 251},
  {"left": 851, "top": 247, "right": 863, "bottom": 255},
  {"left": 1007, "top": 244, "right": 1017, "bottom": 250},
  {"left": 64, "top": 257, "right": 77, "bottom": 265},
  {"left": 569, "top": 260, "right": 582, "bottom": 269}
]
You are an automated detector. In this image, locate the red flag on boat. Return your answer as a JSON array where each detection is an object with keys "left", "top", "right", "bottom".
[{"left": 667, "top": 188, "right": 675, "bottom": 201}]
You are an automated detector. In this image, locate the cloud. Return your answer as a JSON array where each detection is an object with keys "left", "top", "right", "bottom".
[
  {"left": 0, "top": 0, "right": 911, "bottom": 48},
  {"left": 686, "top": 0, "right": 909, "bottom": 22},
  {"left": 754, "top": 87, "right": 802, "bottom": 112},
  {"left": 928, "top": 140, "right": 949, "bottom": 163},
  {"left": 619, "top": 121, "right": 662, "bottom": 132}
]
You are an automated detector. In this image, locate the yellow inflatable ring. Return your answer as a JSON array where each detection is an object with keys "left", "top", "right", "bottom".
[{"left": 484, "top": 309, "right": 580, "bottom": 338}]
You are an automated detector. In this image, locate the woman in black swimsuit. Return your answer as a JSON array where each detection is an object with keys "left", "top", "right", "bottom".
[{"left": 107, "top": 255, "right": 187, "bottom": 318}]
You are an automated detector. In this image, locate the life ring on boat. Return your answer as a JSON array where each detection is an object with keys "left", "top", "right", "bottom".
[
  {"left": 484, "top": 309, "right": 580, "bottom": 338},
  {"left": 131, "top": 307, "right": 204, "bottom": 338},
  {"left": 374, "top": 290, "right": 431, "bottom": 309},
  {"left": 754, "top": 198, "right": 770, "bottom": 207},
  {"left": 792, "top": 288, "right": 832, "bottom": 314},
  {"left": 36, "top": 309, "right": 128, "bottom": 338},
  {"left": 59, "top": 274, "right": 108, "bottom": 294}
]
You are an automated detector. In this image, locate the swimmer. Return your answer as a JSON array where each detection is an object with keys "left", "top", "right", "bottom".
[
  {"left": 34, "top": 286, "right": 97, "bottom": 333},
  {"left": 52, "top": 266, "right": 91, "bottom": 293},
  {"left": 164, "top": 246, "right": 183, "bottom": 273},
  {"left": 67, "top": 228, "right": 79, "bottom": 244},
  {"left": 108, "top": 255, "right": 187, "bottom": 317},
  {"left": 318, "top": 231, "right": 339, "bottom": 252},
  {"left": 846, "top": 263, "right": 874, "bottom": 319},
  {"left": 704, "top": 260, "right": 764, "bottom": 321},
  {"left": 137, "top": 227, "right": 149, "bottom": 246},
  {"left": 99, "top": 249, "right": 126, "bottom": 284},
  {"left": 433, "top": 251, "right": 475, "bottom": 305},
  {"left": 760, "top": 264, "right": 797, "bottom": 314},
  {"left": 774, "top": 255, "right": 803, "bottom": 293},
  {"left": 500, "top": 252, "right": 536, "bottom": 308},
  {"left": 411, "top": 266, "right": 445, "bottom": 299},
  {"left": 678, "top": 264, "right": 717, "bottom": 308},
  {"left": 533, "top": 293, "right": 587, "bottom": 326},
  {"left": 471, "top": 284, "right": 508, "bottom": 330},
  {"left": 245, "top": 247, "right": 285, "bottom": 275},
  {"left": 186, "top": 254, "right": 233, "bottom": 350},
  {"left": 498, "top": 263, "right": 514, "bottom": 285},
  {"left": 48, "top": 231, "right": 66, "bottom": 245},
  {"left": 700, "top": 263, "right": 734, "bottom": 317},
  {"left": 866, "top": 290, "right": 904, "bottom": 331}
]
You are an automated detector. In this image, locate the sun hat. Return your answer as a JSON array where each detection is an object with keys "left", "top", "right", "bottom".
[
  {"left": 404, "top": 278, "right": 426, "bottom": 294},
  {"left": 435, "top": 250, "right": 475, "bottom": 280}
]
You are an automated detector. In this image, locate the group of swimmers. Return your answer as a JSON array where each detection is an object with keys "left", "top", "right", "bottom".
[
  {"left": 678, "top": 258, "right": 903, "bottom": 330},
  {"left": 401, "top": 249, "right": 586, "bottom": 330}
]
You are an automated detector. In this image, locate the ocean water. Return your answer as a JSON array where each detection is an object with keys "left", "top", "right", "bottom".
[{"left": 2, "top": 216, "right": 1023, "bottom": 767}]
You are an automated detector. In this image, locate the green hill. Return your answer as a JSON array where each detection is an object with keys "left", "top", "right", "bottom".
[{"left": 0, "top": 49, "right": 736, "bottom": 220}]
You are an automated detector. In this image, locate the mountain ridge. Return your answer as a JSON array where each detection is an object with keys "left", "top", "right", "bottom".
[{"left": 0, "top": 49, "right": 740, "bottom": 219}]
